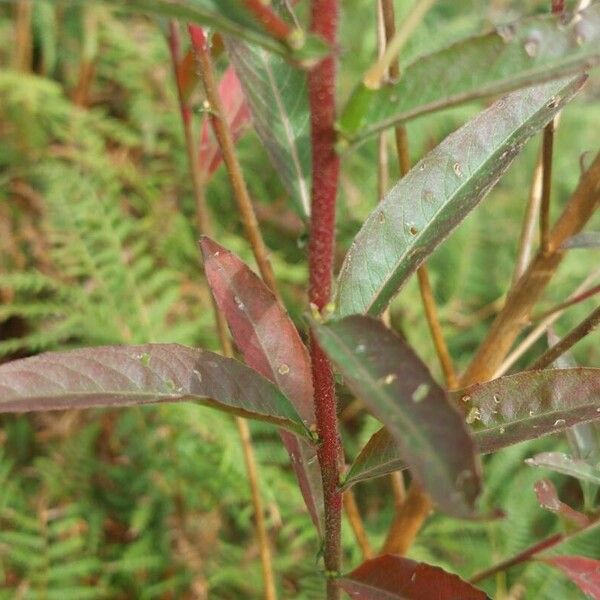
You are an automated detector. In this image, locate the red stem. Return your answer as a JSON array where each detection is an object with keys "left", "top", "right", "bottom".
[
  {"left": 243, "top": 0, "right": 295, "bottom": 42},
  {"left": 307, "top": 1, "right": 341, "bottom": 597}
]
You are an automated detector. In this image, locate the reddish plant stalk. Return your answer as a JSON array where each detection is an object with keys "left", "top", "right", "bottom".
[
  {"left": 307, "top": 1, "right": 341, "bottom": 597},
  {"left": 243, "top": 0, "right": 295, "bottom": 43}
]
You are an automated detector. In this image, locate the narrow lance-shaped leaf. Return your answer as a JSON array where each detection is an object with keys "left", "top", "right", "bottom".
[
  {"left": 199, "top": 237, "right": 323, "bottom": 530},
  {"left": 336, "top": 76, "right": 586, "bottom": 318},
  {"left": 527, "top": 452, "right": 600, "bottom": 486},
  {"left": 338, "top": 555, "right": 490, "bottom": 600},
  {"left": 345, "top": 368, "right": 600, "bottom": 489},
  {"left": 43, "top": 0, "right": 327, "bottom": 60},
  {"left": 338, "top": 2, "right": 600, "bottom": 144},
  {"left": 313, "top": 315, "right": 481, "bottom": 519},
  {"left": 0, "top": 344, "right": 311, "bottom": 439},
  {"left": 226, "top": 36, "right": 311, "bottom": 217}
]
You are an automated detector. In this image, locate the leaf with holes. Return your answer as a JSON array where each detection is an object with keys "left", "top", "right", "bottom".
[
  {"left": 0, "top": 344, "right": 311, "bottom": 438},
  {"left": 336, "top": 76, "right": 585, "bottom": 317},
  {"left": 338, "top": 555, "right": 490, "bottom": 599},
  {"left": 313, "top": 315, "right": 481, "bottom": 518},
  {"left": 338, "top": 2, "right": 600, "bottom": 144},
  {"left": 200, "top": 237, "right": 322, "bottom": 529},
  {"left": 226, "top": 36, "right": 311, "bottom": 217},
  {"left": 344, "top": 368, "right": 600, "bottom": 489}
]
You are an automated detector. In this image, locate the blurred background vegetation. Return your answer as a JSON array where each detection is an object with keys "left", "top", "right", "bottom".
[{"left": 0, "top": 0, "right": 598, "bottom": 597}]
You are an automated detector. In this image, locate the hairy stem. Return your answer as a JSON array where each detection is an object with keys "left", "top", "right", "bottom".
[
  {"left": 529, "top": 304, "right": 600, "bottom": 370},
  {"left": 189, "top": 24, "right": 279, "bottom": 296},
  {"left": 171, "top": 23, "right": 277, "bottom": 600},
  {"left": 308, "top": 1, "right": 341, "bottom": 597},
  {"left": 462, "top": 152, "right": 600, "bottom": 386}
]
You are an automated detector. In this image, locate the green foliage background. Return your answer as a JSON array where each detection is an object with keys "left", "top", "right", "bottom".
[{"left": 0, "top": 0, "right": 598, "bottom": 597}]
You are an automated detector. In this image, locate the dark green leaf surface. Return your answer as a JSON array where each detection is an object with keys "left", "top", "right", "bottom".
[
  {"left": 345, "top": 368, "right": 600, "bottom": 489},
  {"left": 226, "top": 38, "right": 311, "bottom": 217},
  {"left": 339, "top": 2, "right": 600, "bottom": 144},
  {"left": 313, "top": 316, "right": 481, "bottom": 518},
  {"left": 336, "top": 77, "right": 585, "bottom": 317},
  {"left": 0, "top": 344, "right": 310, "bottom": 438}
]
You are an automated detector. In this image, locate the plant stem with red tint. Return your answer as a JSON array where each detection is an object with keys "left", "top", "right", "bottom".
[{"left": 307, "top": 1, "right": 341, "bottom": 598}]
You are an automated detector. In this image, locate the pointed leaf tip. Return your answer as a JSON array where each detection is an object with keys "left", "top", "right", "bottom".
[
  {"left": 313, "top": 315, "right": 481, "bottom": 518},
  {"left": 0, "top": 344, "right": 310, "bottom": 438}
]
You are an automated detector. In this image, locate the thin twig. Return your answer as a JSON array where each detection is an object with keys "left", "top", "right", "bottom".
[
  {"left": 532, "top": 283, "right": 600, "bottom": 323},
  {"left": 462, "top": 152, "right": 600, "bottom": 386},
  {"left": 343, "top": 490, "right": 373, "bottom": 559},
  {"left": 364, "top": 0, "right": 436, "bottom": 89},
  {"left": 469, "top": 534, "right": 563, "bottom": 585},
  {"left": 189, "top": 25, "right": 279, "bottom": 297},
  {"left": 169, "top": 23, "right": 277, "bottom": 600},
  {"left": 540, "top": 119, "right": 555, "bottom": 253},
  {"left": 495, "top": 268, "right": 600, "bottom": 377},
  {"left": 381, "top": 481, "right": 432, "bottom": 555},
  {"left": 13, "top": 0, "right": 32, "bottom": 71},
  {"left": 512, "top": 150, "right": 543, "bottom": 284},
  {"left": 528, "top": 304, "right": 600, "bottom": 370}
]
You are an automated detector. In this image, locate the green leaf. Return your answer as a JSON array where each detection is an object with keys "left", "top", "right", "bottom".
[
  {"left": 40, "top": 0, "right": 325, "bottom": 59},
  {"left": 226, "top": 37, "right": 312, "bottom": 217},
  {"left": 313, "top": 315, "right": 481, "bottom": 519},
  {"left": 338, "top": 2, "right": 600, "bottom": 144},
  {"left": 0, "top": 344, "right": 311, "bottom": 438},
  {"left": 335, "top": 77, "right": 585, "bottom": 318},
  {"left": 527, "top": 452, "right": 600, "bottom": 486},
  {"left": 344, "top": 368, "right": 600, "bottom": 489}
]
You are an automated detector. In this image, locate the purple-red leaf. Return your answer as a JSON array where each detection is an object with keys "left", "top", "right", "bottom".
[
  {"left": 339, "top": 555, "right": 490, "bottom": 599},
  {"left": 0, "top": 344, "right": 310, "bottom": 438},
  {"left": 200, "top": 237, "right": 322, "bottom": 528},
  {"left": 198, "top": 66, "right": 251, "bottom": 176},
  {"left": 200, "top": 236, "right": 313, "bottom": 423},
  {"left": 533, "top": 478, "right": 590, "bottom": 528},
  {"left": 344, "top": 368, "right": 600, "bottom": 489},
  {"left": 313, "top": 315, "right": 481, "bottom": 519},
  {"left": 542, "top": 556, "right": 600, "bottom": 599}
]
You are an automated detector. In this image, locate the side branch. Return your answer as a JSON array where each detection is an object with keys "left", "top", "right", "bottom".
[{"left": 462, "top": 152, "right": 600, "bottom": 386}]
